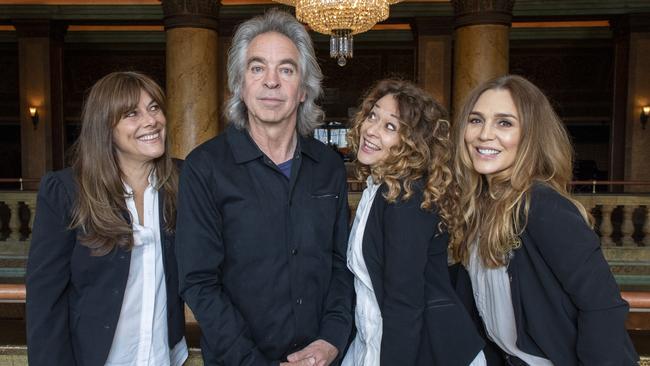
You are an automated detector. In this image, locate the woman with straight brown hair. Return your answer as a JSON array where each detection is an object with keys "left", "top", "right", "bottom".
[
  {"left": 26, "top": 71, "right": 187, "bottom": 366},
  {"left": 452, "top": 74, "right": 638, "bottom": 365},
  {"left": 342, "top": 79, "right": 486, "bottom": 366}
]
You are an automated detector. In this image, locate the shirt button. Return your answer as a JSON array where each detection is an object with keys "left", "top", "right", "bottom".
[
  {"left": 103, "top": 324, "right": 110, "bottom": 330},
  {"left": 112, "top": 288, "right": 119, "bottom": 295},
  {"left": 291, "top": 249, "right": 298, "bottom": 255},
  {"left": 296, "top": 298, "right": 303, "bottom": 305}
]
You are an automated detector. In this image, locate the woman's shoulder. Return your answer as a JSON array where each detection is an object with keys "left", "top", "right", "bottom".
[
  {"left": 526, "top": 181, "right": 587, "bottom": 228},
  {"left": 40, "top": 168, "right": 76, "bottom": 196}
]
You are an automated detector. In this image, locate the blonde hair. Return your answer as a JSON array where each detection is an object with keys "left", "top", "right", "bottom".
[
  {"left": 348, "top": 78, "right": 460, "bottom": 237},
  {"left": 70, "top": 71, "right": 178, "bottom": 256},
  {"left": 451, "top": 75, "right": 592, "bottom": 268}
]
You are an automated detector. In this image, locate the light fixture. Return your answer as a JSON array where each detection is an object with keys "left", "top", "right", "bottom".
[
  {"left": 274, "top": 0, "right": 403, "bottom": 66},
  {"left": 641, "top": 105, "right": 650, "bottom": 130},
  {"left": 29, "top": 107, "right": 39, "bottom": 129}
]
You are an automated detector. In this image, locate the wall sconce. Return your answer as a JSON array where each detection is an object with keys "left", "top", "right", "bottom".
[
  {"left": 29, "top": 107, "right": 39, "bottom": 129},
  {"left": 641, "top": 105, "right": 650, "bottom": 130},
  {"left": 642, "top": 106, "right": 650, "bottom": 130}
]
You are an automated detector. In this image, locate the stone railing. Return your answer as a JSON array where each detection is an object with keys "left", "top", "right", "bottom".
[
  {"left": 0, "top": 191, "right": 35, "bottom": 260},
  {"left": 575, "top": 194, "right": 650, "bottom": 247}
]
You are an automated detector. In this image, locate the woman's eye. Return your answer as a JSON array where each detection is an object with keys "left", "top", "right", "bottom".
[
  {"left": 386, "top": 123, "right": 396, "bottom": 131},
  {"left": 124, "top": 111, "right": 137, "bottom": 118},
  {"left": 149, "top": 104, "right": 160, "bottom": 112},
  {"left": 498, "top": 119, "right": 513, "bottom": 127},
  {"left": 468, "top": 117, "right": 481, "bottom": 124},
  {"left": 368, "top": 111, "right": 376, "bottom": 120}
]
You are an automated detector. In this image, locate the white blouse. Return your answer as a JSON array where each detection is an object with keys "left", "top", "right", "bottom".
[
  {"left": 105, "top": 175, "right": 188, "bottom": 366},
  {"left": 467, "top": 243, "right": 553, "bottom": 366},
  {"left": 342, "top": 176, "right": 382, "bottom": 366}
]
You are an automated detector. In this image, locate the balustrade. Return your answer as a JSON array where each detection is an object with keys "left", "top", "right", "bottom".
[{"left": 0, "top": 192, "right": 35, "bottom": 259}]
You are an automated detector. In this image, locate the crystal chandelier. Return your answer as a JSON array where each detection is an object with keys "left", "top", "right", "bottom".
[{"left": 273, "top": 0, "right": 403, "bottom": 66}]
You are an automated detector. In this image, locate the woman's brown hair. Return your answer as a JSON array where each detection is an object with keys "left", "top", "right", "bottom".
[
  {"left": 69, "top": 71, "right": 178, "bottom": 256},
  {"left": 451, "top": 74, "right": 592, "bottom": 268},
  {"left": 347, "top": 78, "right": 460, "bottom": 237}
]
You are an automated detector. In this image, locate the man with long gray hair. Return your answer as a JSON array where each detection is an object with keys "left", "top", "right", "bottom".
[{"left": 175, "top": 9, "right": 353, "bottom": 366}]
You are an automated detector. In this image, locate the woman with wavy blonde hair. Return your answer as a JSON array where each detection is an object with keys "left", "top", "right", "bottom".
[
  {"left": 342, "top": 79, "right": 486, "bottom": 366},
  {"left": 452, "top": 74, "right": 637, "bottom": 365}
]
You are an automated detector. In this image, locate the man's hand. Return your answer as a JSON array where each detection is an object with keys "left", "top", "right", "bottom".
[{"left": 285, "top": 339, "right": 338, "bottom": 366}]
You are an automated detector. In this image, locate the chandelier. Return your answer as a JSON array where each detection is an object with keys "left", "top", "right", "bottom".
[{"left": 274, "top": 0, "right": 403, "bottom": 66}]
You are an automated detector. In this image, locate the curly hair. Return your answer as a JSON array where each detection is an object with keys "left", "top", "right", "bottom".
[
  {"left": 347, "top": 78, "right": 460, "bottom": 238},
  {"left": 451, "top": 75, "right": 592, "bottom": 268}
]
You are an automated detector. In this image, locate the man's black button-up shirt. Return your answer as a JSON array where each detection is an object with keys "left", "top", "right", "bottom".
[{"left": 176, "top": 125, "right": 353, "bottom": 365}]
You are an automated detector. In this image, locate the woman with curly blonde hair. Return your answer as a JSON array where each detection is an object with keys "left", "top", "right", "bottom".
[
  {"left": 452, "top": 74, "right": 637, "bottom": 365},
  {"left": 342, "top": 79, "right": 486, "bottom": 366}
]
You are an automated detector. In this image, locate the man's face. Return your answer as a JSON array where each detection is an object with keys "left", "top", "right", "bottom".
[{"left": 242, "top": 31, "right": 306, "bottom": 129}]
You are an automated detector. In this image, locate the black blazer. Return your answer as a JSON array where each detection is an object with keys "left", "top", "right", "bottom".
[
  {"left": 25, "top": 167, "right": 185, "bottom": 366},
  {"left": 361, "top": 183, "right": 485, "bottom": 366},
  {"left": 457, "top": 183, "right": 639, "bottom": 366}
]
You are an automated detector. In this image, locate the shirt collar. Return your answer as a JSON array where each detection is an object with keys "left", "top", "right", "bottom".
[
  {"left": 226, "top": 124, "right": 321, "bottom": 164},
  {"left": 122, "top": 169, "right": 158, "bottom": 195}
]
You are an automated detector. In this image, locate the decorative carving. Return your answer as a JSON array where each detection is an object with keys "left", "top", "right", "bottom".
[
  {"left": 451, "top": 0, "right": 515, "bottom": 28},
  {"left": 162, "top": 0, "right": 220, "bottom": 31}
]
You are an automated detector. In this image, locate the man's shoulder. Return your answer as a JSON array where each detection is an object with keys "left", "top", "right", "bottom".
[
  {"left": 301, "top": 136, "right": 345, "bottom": 166},
  {"left": 185, "top": 130, "right": 231, "bottom": 163}
]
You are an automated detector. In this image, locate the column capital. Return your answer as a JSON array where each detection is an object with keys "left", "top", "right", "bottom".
[
  {"left": 162, "top": 0, "right": 220, "bottom": 31},
  {"left": 451, "top": 0, "right": 515, "bottom": 28}
]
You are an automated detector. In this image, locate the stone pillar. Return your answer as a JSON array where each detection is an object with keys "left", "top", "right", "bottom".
[
  {"left": 451, "top": 0, "right": 515, "bottom": 114},
  {"left": 415, "top": 17, "right": 453, "bottom": 111},
  {"left": 624, "top": 15, "right": 650, "bottom": 192},
  {"left": 14, "top": 21, "right": 66, "bottom": 188},
  {"left": 162, "top": 0, "right": 220, "bottom": 159}
]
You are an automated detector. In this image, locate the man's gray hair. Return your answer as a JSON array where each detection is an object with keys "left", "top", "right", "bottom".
[{"left": 225, "top": 9, "right": 324, "bottom": 136}]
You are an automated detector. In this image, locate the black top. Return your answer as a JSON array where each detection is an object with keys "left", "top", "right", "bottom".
[
  {"left": 25, "top": 167, "right": 186, "bottom": 366},
  {"left": 361, "top": 182, "right": 485, "bottom": 366},
  {"left": 457, "top": 183, "right": 639, "bottom": 365},
  {"left": 175, "top": 125, "right": 354, "bottom": 365}
]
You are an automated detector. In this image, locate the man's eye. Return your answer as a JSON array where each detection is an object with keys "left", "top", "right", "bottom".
[
  {"left": 280, "top": 67, "right": 294, "bottom": 75},
  {"left": 251, "top": 66, "right": 263, "bottom": 73}
]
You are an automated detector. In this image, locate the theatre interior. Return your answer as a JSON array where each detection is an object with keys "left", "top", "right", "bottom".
[{"left": 1, "top": 0, "right": 650, "bottom": 364}]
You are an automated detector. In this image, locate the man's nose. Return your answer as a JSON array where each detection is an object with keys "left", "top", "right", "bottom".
[{"left": 263, "top": 70, "right": 279, "bottom": 88}]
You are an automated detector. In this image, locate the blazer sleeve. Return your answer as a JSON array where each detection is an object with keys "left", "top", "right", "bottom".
[
  {"left": 175, "top": 153, "right": 275, "bottom": 366},
  {"left": 379, "top": 191, "right": 432, "bottom": 366},
  {"left": 525, "top": 186, "right": 630, "bottom": 365},
  {"left": 25, "top": 172, "right": 77, "bottom": 366},
  {"left": 317, "top": 164, "right": 354, "bottom": 356}
]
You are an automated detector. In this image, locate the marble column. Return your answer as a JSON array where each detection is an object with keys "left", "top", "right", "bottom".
[
  {"left": 451, "top": 0, "right": 514, "bottom": 114},
  {"left": 14, "top": 21, "right": 66, "bottom": 188},
  {"left": 162, "top": 0, "right": 220, "bottom": 159},
  {"left": 415, "top": 17, "right": 453, "bottom": 111}
]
